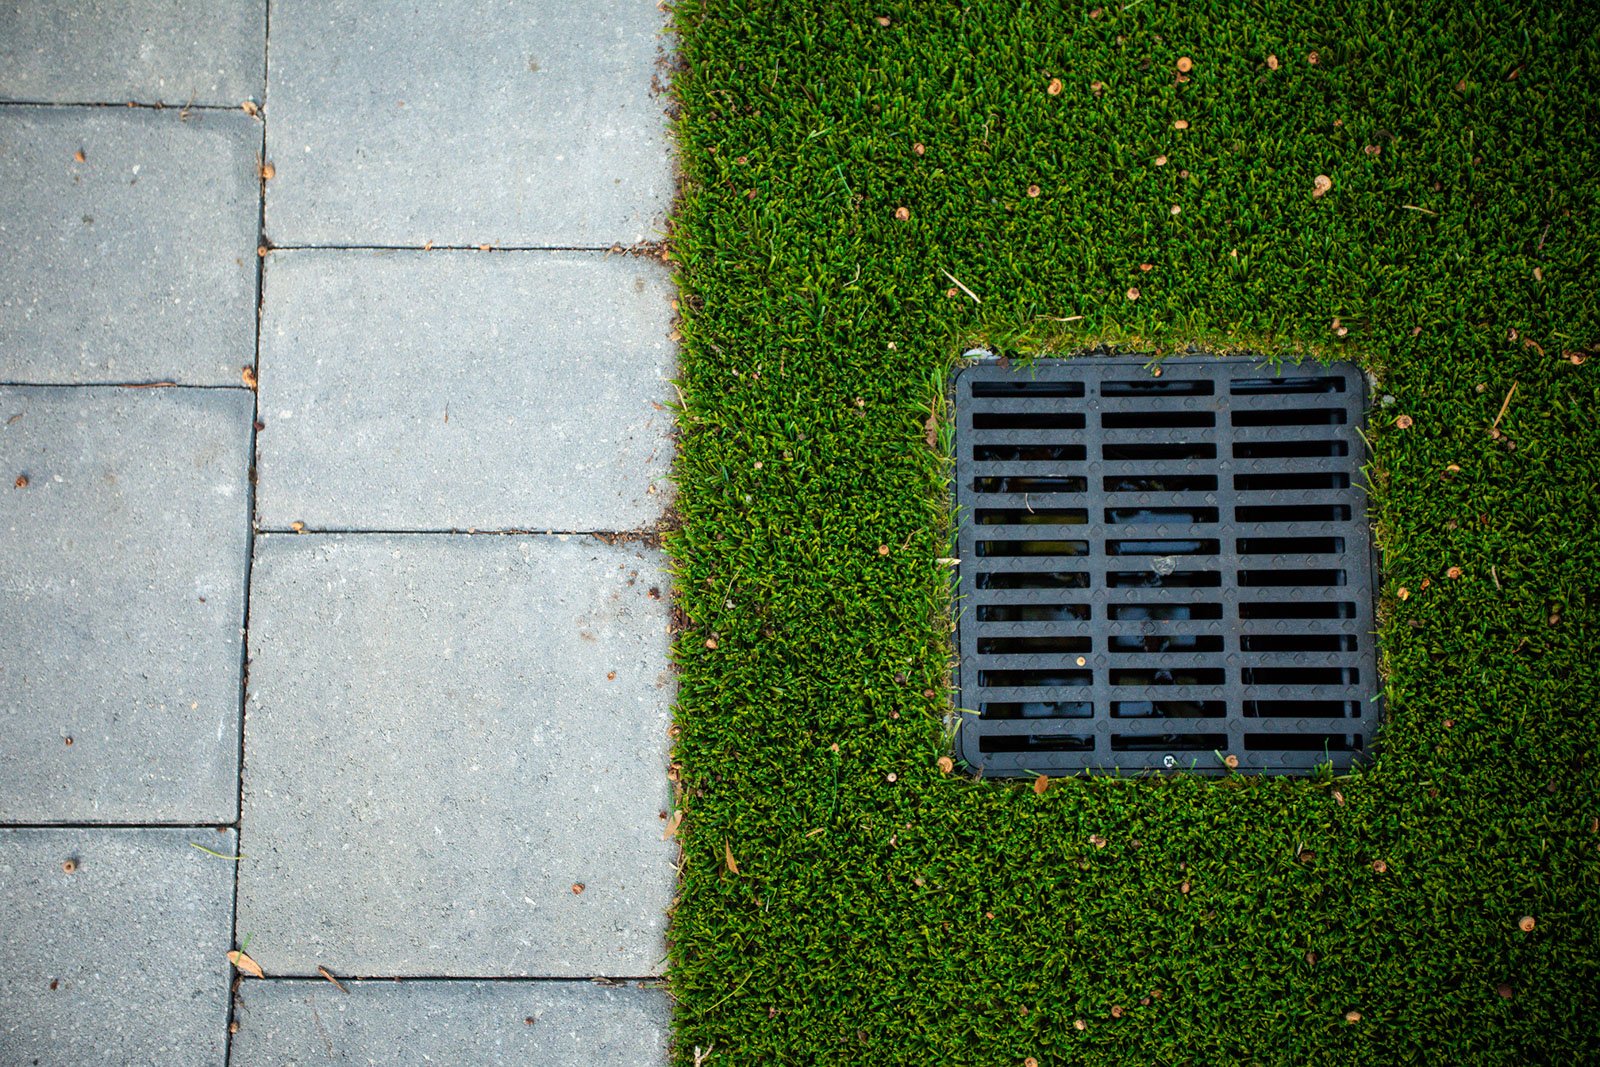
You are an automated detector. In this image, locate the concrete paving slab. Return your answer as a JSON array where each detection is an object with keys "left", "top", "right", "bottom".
[
  {"left": 256, "top": 250, "right": 674, "bottom": 531},
  {"left": 233, "top": 979, "right": 669, "bottom": 1065},
  {"left": 264, "top": 0, "right": 671, "bottom": 247},
  {"left": 0, "top": 828, "right": 235, "bottom": 1066},
  {"left": 0, "top": 1, "right": 265, "bottom": 106},
  {"left": 0, "top": 107, "right": 260, "bottom": 385},
  {"left": 238, "top": 534, "right": 675, "bottom": 976},
  {"left": 0, "top": 387, "right": 252, "bottom": 823}
]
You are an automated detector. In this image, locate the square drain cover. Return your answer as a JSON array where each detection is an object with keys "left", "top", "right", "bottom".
[{"left": 953, "top": 356, "right": 1378, "bottom": 775}]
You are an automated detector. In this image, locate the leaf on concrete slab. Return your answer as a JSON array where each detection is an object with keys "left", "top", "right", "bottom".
[
  {"left": 317, "top": 965, "right": 348, "bottom": 993},
  {"left": 227, "top": 950, "right": 264, "bottom": 979}
]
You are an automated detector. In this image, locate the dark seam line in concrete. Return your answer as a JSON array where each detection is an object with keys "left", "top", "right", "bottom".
[
  {"left": 250, "top": 975, "right": 666, "bottom": 984},
  {"left": 0, "top": 381, "right": 252, "bottom": 391},
  {"left": 268, "top": 244, "right": 631, "bottom": 253},
  {"left": 226, "top": 5, "right": 271, "bottom": 1063},
  {"left": 0, "top": 821, "right": 236, "bottom": 830},
  {"left": 255, "top": 528, "right": 654, "bottom": 537},
  {"left": 0, "top": 99, "right": 248, "bottom": 112}
]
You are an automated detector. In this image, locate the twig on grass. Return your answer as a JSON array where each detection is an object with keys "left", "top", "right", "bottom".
[
  {"left": 940, "top": 269, "right": 982, "bottom": 303},
  {"left": 1400, "top": 204, "right": 1438, "bottom": 216},
  {"left": 1490, "top": 381, "right": 1518, "bottom": 435}
]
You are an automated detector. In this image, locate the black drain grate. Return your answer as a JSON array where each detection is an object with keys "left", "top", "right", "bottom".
[{"left": 952, "top": 357, "right": 1378, "bottom": 775}]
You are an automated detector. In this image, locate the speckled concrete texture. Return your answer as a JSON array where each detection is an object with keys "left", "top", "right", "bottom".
[
  {"left": 0, "top": 828, "right": 235, "bottom": 1065},
  {"left": 233, "top": 979, "right": 669, "bottom": 1065},
  {"left": 0, "top": 387, "right": 252, "bottom": 823},
  {"left": 263, "top": 0, "right": 671, "bottom": 247},
  {"left": 238, "top": 534, "right": 675, "bottom": 976}
]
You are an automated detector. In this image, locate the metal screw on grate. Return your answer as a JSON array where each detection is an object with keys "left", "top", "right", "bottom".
[{"left": 952, "top": 357, "right": 1379, "bottom": 776}]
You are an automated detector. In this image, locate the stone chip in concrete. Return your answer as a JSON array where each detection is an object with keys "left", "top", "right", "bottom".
[
  {"left": 256, "top": 250, "right": 674, "bottom": 531},
  {"left": 0, "top": 108, "right": 260, "bottom": 385},
  {"left": 232, "top": 979, "right": 669, "bottom": 1065},
  {"left": 0, "top": 387, "right": 252, "bottom": 823},
  {"left": 0, "top": 1, "right": 265, "bottom": 106},
  {"left": 0, "top": 828, "right": 235, "bottom": 1066},
  {"left": 264, "top": 0, "right": 671, "bottom": 246},
  {"left": 238, "top": 534, "right": 675, "bottom": 976}
]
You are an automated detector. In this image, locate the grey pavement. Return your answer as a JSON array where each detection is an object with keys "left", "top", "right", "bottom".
[
  {"left": 232, "top": 979, "right": 670, "bottom": 1065},
  {"left": 0, "top": 828, "right": 236, "bottom": 1065},
  {"left": 256, "top": 250, "right": 675, "bottom": 532},
  {"left": 0, "top": 2, "right": 678, "bottom": 1063},
  {"left": 0, "top": 1, "right": 265, "bottom": 106},
  {"left": 239, "top": 534, "right": 674, "bottom": 977},
  {"left": 0, "top": 107, "right": 261, "bottom": 385},
  {"left": 0, "top": 386, "right": 251, "bottom": 824},
  {"left": 264, "top": 0, "right": 673, "bottom": 247}
]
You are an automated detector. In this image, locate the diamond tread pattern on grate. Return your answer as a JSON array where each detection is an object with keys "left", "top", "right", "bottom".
[{"left": 953, "top": 357, "right": 1376, "bottom": 776}]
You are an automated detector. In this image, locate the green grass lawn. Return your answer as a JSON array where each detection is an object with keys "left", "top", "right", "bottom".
[{"left": 661, "top": 2, "right": 1600, "bottom": 1061}]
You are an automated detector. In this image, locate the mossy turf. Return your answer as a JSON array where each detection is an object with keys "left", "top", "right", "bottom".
[{"left": 662, "top": 2, "right": 1600, "bottom": 1062}]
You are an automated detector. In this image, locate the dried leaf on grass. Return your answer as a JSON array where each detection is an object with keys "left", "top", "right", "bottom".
[
  {"left": 724, "top": 840, "right": 740, "bottom": 875},
  {"left": 663, "top": 810, "right": 684, "bottom": 840}
]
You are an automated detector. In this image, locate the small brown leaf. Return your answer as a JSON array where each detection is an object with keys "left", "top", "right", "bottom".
[
  {"left": 1224, "top": 754, "right": 1239, "bottom": 770},
  {"left": 1307, "top": 51, "right": 1321, "bottom": 66},
  {"left": 241, "top": 365, "right": 258, "bottom": 389},
  {"left": 878, "top": 544, "right": 890, "bottom": 556},
  {"left": 290, "top": 521, "right": 305, "bottom": 533},
  {"left": 1047, "top": 77, "right": 1064, "bottom": 96},
  {"left": 875, "top": 15, "right": 891, "bottom": 26},
  {"left": 1394, "top": 414, "right": 1413, "bottom": 429},
  {"left": 1026, "top": 184, "right": 1041, "bottom": 198},
  {"left": 1345, "top": 1010, "right": 1362, "bottom": 1024},
  {"left": 724, "top": 840, "right": 740, "bottom": 874},
  {"left": 1025, "top": 1059, "right": 1039, "bottom": 1067},
  {"left": 13, "top": 474, "right": 28, "bottom": 489},
  {"left": 1372, "top": 859, "right": 1388, "bottom": 873},
  {"left": 1170, "top": 205, "right": 1182, "bottom": 215},
  {"left": 1518, "top": 915, "right": 1536, "bottom": 933},
  {"left": 1446, "top": 566, "right": 1463, "bottom": 579},
  {"left": 571, "top": 882, "right": 585, "bottom": 894},
  {"left": 73, "top": 149, "right": 86, "bottom": 163},
  {"left": 1397, "top": 587, "right": 1411, "bottom": 600},
  {"left": 1110, "top": 1004, "right": 1125, "bottom": 1018},
  {"left": 1313, "top": 174, "right": 1333, "bottom": 198},
  {"left": 259, "top": 161, "right": 276, "bottom": 180},
  {"left": 1497, "top": 983, "right": 1514, "bottom": 999},
  {"left": 1533, "top": 267, "right": 1543, "bottom": 282},
  {"left": 937, "top": 756, "right": 954, "bottom": 775},
  {"left": 1089, "top": 834, "right": 1107, "bottom": 849},
  {"left": 1266, "top": 54, "right": 1280, "bottom": 71},
  {"left": 1126, "top": 287, "right": 1140, "bottom": 301},
  {"left": 913, "top": 142, "right": 926, "bottom": 156},
  {"left": 1364, "top": 144, "right": 1381, "bottom": 157},
  {"left": 227, "top": 950, "right": 265, "bottom": 979},
  {"left": 1155, "top": 155, "right": 1168, "bottom": 166},
  {"left": 1033, "top": 774, "right": 1049, "bottom": 795},
  {"left": 893, "top": 206, "right": 910, "bottom": 221},
  {"left": 704, "top": 637, "right": 718, "bottom": 650},
  {"left": 317, "top": 965, "right": 348, "bottom": 993},
  {"left": 1173, "top": 119, "right": 1189, "bottom": 130},
  {"left": 662, "top": 810, "right": 683, "bottom": 840},
  {"left": 241, "top": 100, "right": 259, "bottom": 117},
  {"left": 1176, "top": 56, "right": 1193, "bottom": 73},
  {"left": 924, "top": 410, "right": 939, "bottom": 449}
]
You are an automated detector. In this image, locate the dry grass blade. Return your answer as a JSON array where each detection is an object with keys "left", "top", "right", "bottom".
[{"left": 1490, "top": 381, "right": 1518, "bottom": 434}]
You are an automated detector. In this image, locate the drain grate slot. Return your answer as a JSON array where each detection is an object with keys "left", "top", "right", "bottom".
[{"left": 953, "top": 356, "right": 1378, "bottom": 775}]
